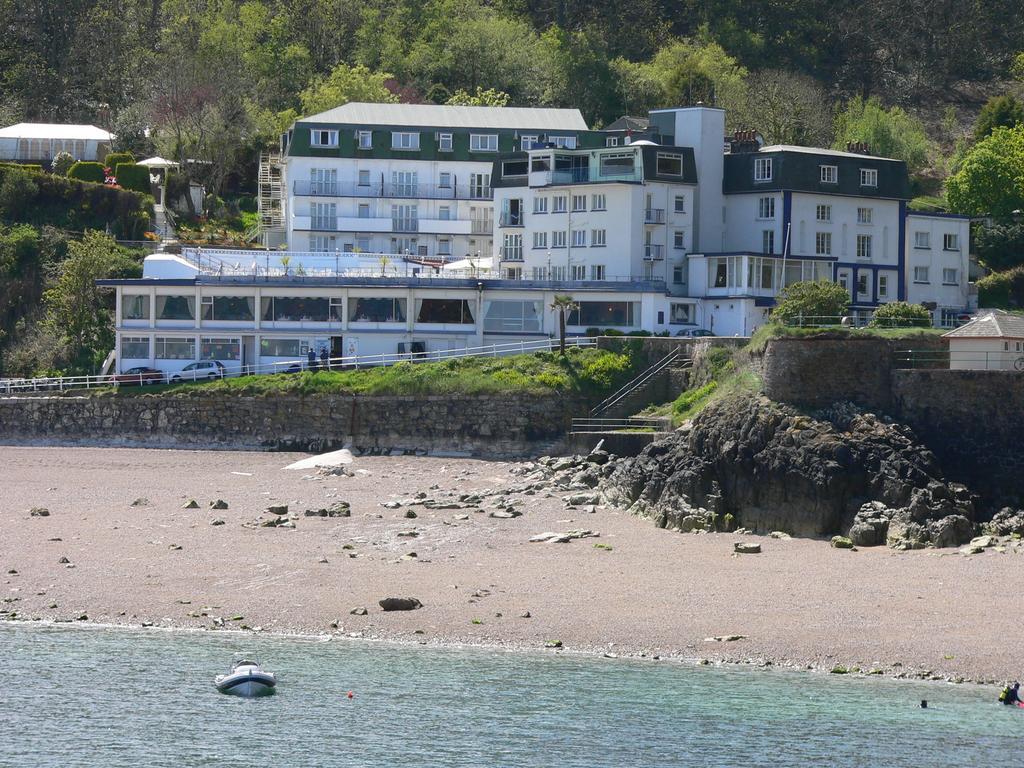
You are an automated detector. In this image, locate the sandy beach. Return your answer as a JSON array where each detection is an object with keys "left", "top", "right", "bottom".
[{"left": 2, "top": 445, "right": 1022, "bottom": 683}]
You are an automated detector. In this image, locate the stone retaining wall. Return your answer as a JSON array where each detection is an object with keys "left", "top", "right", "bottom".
[{"left": 0, "top": 392, "right": 585, "bottom": 457}]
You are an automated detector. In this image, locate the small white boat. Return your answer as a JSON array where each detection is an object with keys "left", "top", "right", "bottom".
[{"left": 215, "top": 656, "right": 277, "bottom": 697}]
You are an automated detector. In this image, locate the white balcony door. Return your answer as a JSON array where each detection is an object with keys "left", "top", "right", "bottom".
[
  {"left": 310, "top": 168, "right": 337, "bottom": 194},
  {"left": 392, "top": 171, "right": 418, "bottom": 196}
]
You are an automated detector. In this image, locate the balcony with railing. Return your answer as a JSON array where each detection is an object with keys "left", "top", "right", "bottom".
[
  {"left": 499, "top": 246, "right": 524, "bottom": 261},
  {"left": 471, "top": 218, "right": 494, "bottom": 235},
  {"left": 499, "top": 211, "right": 525, "bottom": 227},
  {"left": 644, "top": 244, "right": 665, "bottom": 261},
  {"left": 645, "top": 208, "right": 665, "bottom": 224},
  {"left": 392, "top": 217, "right": 419, "bottom": 233},
  {"left": 532, "top": 167, "right": 644, "bottom": 187},
  {"left": 293, "top": 179, "right": 491, "bottom": 201}
]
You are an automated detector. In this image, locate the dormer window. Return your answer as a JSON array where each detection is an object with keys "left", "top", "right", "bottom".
[
  {"left": 551, "top": 136, "right": 577, "bottom": 149},
  {"left": 521, "top": 135, "right": 538, "bottom": 151},
  {"left": 470, "top": 134, "right": 498, "bottom": 152},
  {"left": 438, "top": 133, "right": 453, "bottom": 151},
  {"left": 754, "top": 157, "right": 772, "bottom": 182},
  {"left": 357, "top": 130, "right": 372, "bottom": 149},
  {"left": 860, "top": 168, "right": 878, "bottom": 187},
  {"left": 820, "top": 165, "right": 838, "bottom": 184},
  {"left": 311, "top": 129, "right": 338, "bottom": 148},
  {"left": 391, "top": 132, "right": 420, "bottom": 150}
]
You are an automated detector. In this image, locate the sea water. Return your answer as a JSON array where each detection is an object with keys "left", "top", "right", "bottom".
[{"left": 0, "top": 623, "right": 1018, "bottom": 767}]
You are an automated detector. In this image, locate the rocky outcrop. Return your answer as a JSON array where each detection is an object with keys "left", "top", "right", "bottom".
[{"left": 603, "top": 393, "right": 979, "bottom": 548}]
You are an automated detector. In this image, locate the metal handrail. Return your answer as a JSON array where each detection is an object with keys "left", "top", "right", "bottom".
[
  {"left": 895, "top": 348, "right": 1024, "bottom": 371},
  {"left": 570, "top": 416, "right": 672, "bottom": 432},
  {"left": 0, "top": 337, "right": 597, "bottom": 395},
  {"left": 590, "top": 348, "right": 690, "bottom": 416}
]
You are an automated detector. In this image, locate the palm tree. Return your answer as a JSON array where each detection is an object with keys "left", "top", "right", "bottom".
[{"left": 549, "top": 294, "right": 579, "bottom": 355}]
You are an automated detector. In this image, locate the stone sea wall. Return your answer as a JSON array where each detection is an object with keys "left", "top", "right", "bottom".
[{"left": 0, "top": 392, "right": 585, "bottom": 456}]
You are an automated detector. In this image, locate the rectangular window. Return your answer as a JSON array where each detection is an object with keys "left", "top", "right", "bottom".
[
  {"left": 856, "top": 234, "right": 872, "bottom": 260},
  {"left": 520, "top": 135, "right": 538, "bottom": 151},
  {"left": 438, "top": 172, "right": 452, "bottom": 188},
  {"left": 438, "top": 239, "right": 451, "bottom": 256},
  {"left": 357, "top": 203, "right": 370, "bottom": 218},
  {"left": 590, "top": 265, "right": 606, "bottom": 280},
  {"left": 348, "top": 297, "right": 406, "bottom": 323},
  {"left": 592, "top": 229, "right": 606, "bottom": 247},
  {"left": 605, "top": 137, "right": 619, "bottom": 147},
  {"left": 656, "top": 153, "right": 683, "bottom": 176},
  {"left": 572, "top": 194, "right": 586, "bottom": 212},
  {"left": 261, "top": 296, "right": 330, "bottom": 322},
  {"left": 438, "top": 205, "right": 451, "bottom": 220},
  {"left": 673, "top": 266, "right": 685, "bottom": 285},
  {"left": 552, "top": 230, "right": 566, "bottom": 248},
  {"left": 914, "top": 266, "right": 930, "bottom": 283},
  {"left": 260, "top": 338, "right": 303, "bottom": 357},
  {"left": 310, "top": 129, "right": 338, "bottom": 148},
  {"left": 154, "top": 337, "right": 195, "bottom": 360},
  {"left": 121, "top": 294, "right": 149, "bottom": 320},
  {"left": 674, "top": 195, "right": 686, "bottom": 213},
  {"left": 572, "top": 229, "right": 586, "bottom": 247},
  {"left": 762, "top": 230, "right": 775, "bottom": 255},
  {"left": 469, "top": 173, "right": 490, "bottom": 199},
  {"left": 670, "top": 303, "right": 691, "bottom": 323},
  {"left": 943, "top": 268, "right": 959, "bottom": 285},
  {"left": 201, "top": 337, "right": 240, "bottom": 361},
  {"left": 878, "top": 274, "right": 889, "bottom": 298},
  {"left": 758, "top": 196, "right": 775, "bottom": 219},
  {"left": 570, "top": 264, "right": 587, "bottom": 280},
  {"left": 857, "top": 273, "right": 869, "bottom": 296},
  {"left": 356, "top": 130, "right": 372, "bottom": 149},
  {"left": 391, "top": 132, "right": 420, "bottom": 150},
  {"left": 533, "top": 231, "right": 547, "bottom": 249},
  {"left": 438, "top": 133, "right": 453, "bottom": 151},
  {"left": 416, "top": 298, "right": 475, "bottom": 324},
  {"left": 599, "top": 152, "right": 635, "bottom": 176},
  {"left": 358, "top": 170, "right": 370, "bottom": 186},
  {"left": 815, "top": 232, "right": 832, "bottom": 256},
  {"left": 470, "top": 134, "right": 498, "bottom": 152},
  {"left": 754, "top": 157, "right": 773, "bottom": 182},
  {"left": 860, "top": 168, "right": 878, "bottom": 187},
  {"left": 914, "top": 231, "right": 930, "bottom": 248},
  {"left": 483, "top": 300, "right": 542, "bottom": 332},
  {"left": 310, "top": 234, "right": 337, "bottom": 252},
  {"left": 944, "top": 233, "right": 959, "bottom": 250},
  {"left": 568, "top": 301, "right": 636, "bottom": 327},
  {"left": 551, "top": 136, "right": 577, "bottom": 149},
  {"left": 121, "top": 336, "right": 149, "bottom": 359},
  {"left": 820, "top": 165, "right": 838, "bottom": 184},
  {"left": 857, "top": 207, "right": 873, "bottom": 224},
  {"left": 329, "top": 297, "right": 344, "bottom": 320},
  {"left": 940, "top": 309, "right": 960, "bottom": 328},
  {"left": 816, "top": 204, "right": 831, "bottom": 222},
  {"left": 155, "top": 295, "right": 195, "bottom": 321},
  {"left": 502, "top": 160, "right": 528, "bottom": 177},
  {"left": 502, "top": 233, "right": 523, "bottom": 261},
  {"left": 356, "top": 236, "right": 371, "bottom": 252},
  {"left": 552, "top": 195, "right": 567, "bottom": 213},
  {"left": 673, "top": 230, "right": 686, "bottom": 250},
  {"left": 591, "top": 194, "right": 606, "bottom": 210},
  {"left": 201, "top": 296, "right": 254, "bottom": 322},
  {"left": 533, "top": 197, "right": 548, "bottom": 214},
  {"left": 531, "top": 155, "right": 551, "bottom": 173}
]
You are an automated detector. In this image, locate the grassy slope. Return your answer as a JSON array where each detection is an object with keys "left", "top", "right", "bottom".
[
  {"left": 746, "top": 323, "right": 945, "bottom": 354},
  {"left": 108, "top": 348, "right": 639, "bottom": 399}
]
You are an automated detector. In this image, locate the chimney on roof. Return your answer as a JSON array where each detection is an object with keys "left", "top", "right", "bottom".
[
  {"left": 728, "top": 128, "right": 760, "bottom": 154},
  {"left": 846, "top": 141, "right": 871, "bottom": 155}
]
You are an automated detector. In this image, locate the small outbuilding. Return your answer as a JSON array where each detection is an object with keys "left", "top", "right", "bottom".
[
  {"left": 0, "top": 123, "right": 114, "bottom": 164},
  {"left": 943, "top": 310, "right": 1024, "bottom": 370}
]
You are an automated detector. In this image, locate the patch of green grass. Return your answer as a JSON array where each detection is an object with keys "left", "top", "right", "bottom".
[
  {"left": 105, "top": 348, "right": 640, "bottom": 399},
  {"left": 747, "top": 322, "right": 945, "bottom": 354}
]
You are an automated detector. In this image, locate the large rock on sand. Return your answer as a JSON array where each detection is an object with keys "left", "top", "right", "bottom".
[{"left": 379, "top": 597, "right": 423, "bottom": 612}]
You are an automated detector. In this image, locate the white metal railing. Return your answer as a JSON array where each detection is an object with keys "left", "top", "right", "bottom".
[
  {"left": 570, "top": 416, "right": 672, "bottom": 433},
  {"left": 0, "top": 337, "right": 597, "bottom": 395},
  {"left": 896, "top": 349, "right": 1024, "bottom": 371},
  {"left": 782, "top": 315, "right": 939, "bottom": 329}
]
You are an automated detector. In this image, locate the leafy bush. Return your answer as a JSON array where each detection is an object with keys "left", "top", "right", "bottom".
[
  {"left": 114, "top": 163, "right": 152, "bottom": 195},
  {"left": 0, "top": 162, "right": 43, "bottom": 173},
  {"left": 773, "top": 280, "right": 851, "bottom": 324},
  {"left": 977, "top": 266, "right": 1024, "bottom": 309},
  {"left": 671, "top": 381, "right": 718, "bottom": 420},
  {"left": 869, "top": 301, "right": 932, "bottom": 327},
  {"left": 104, "top": 151, "right": 135, "bottom": 171},
  {"left": 975, "top": 220, "right": 1024, "bottom": 271},
  {"left": 236, "top": 195, "right": 257, "bottom": 213},
  {"left": 51, "top": 152, "right": 75, "bottom": 176},
  {"left": 67, "top": 161, "right": 105, "bottom": 184}
]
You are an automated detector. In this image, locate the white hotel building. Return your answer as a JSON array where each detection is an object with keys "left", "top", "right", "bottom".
[{"left": 100, "top": 102, "right": 974, "bottom": 375}]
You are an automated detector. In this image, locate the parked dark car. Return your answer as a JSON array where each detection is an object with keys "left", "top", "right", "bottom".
[
  {"left": 113, "top": 367, "right": 165, "bottom": 386},
  {"left": 675, "top": 328, "right": 715, "bottom": 338},
  {"left": 170, "top": 360, "right": 227, "bottom": 382}
]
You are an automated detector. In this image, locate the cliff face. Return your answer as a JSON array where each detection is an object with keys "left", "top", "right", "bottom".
[{"left": 603, "top": 393, "right": 978, "bottom": 548}]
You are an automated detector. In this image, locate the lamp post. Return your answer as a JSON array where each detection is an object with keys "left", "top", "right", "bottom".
[{"left": 546, "top": 250, "right": 552, "bottom": 282}]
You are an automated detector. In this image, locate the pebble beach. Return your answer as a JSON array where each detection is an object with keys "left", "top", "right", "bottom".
[{"left": 2, "top": 445, "right": 1022, "bottom": 683}]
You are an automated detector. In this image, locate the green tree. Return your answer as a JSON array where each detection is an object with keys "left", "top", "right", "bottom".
[
  {"left": 738, "top": 69, "right": 832, "bottom": 146},
  {"left": 773, "top": 281, "right": 850, "bottom": 325},
  {"left": 974, "top": 221, "right": 1024, "bottom": 272},
  {"left": 50, "top": 152, "right": 75, "bottom": 176},
  {"left": 977, "top": 265, "right": 1024, "bottom": 309},
  {"left": 42, "top": 231, "right": 140, "bottom": 370},
  {"left": 832, "top": 96, "right": 933, "bottom": 173},
  {"left": 549, "top": 294, "right": 579, "bottom": 354},
  {"left": 974, "top": 95, "right": 1024, "bottom": 141},
  {"left": 644, "top": 38, "right": 748, "bottom": 119},
  {"left": 868, "top": 301, "right": 932, "bottom": 328},
  {"left": 446, "top": 87, "right": 510, "bottom": 107},
  {"left": 299, "top": 62, "right": 399, "bottom": 116},
  {"left": 946, "top": 125, "right": 1024, "bottom": 217}
]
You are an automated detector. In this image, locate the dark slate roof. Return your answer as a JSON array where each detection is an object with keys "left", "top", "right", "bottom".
[
  {"left": 724, "top": 145, "right": 911, "bottom": 199},
  {"left": 943, "top": 310, "right": 1024, "bottom": 339},
  {"left": 604, "top": 116, "right": 650, "bottom": 132}
]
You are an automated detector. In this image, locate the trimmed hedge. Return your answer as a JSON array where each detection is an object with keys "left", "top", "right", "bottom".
[
  {"left": 104, "top": 151, "right": 135, "bottom": 171},
  {"left": 67, "top": 161, "right": 106, "bottom": 184},
  {"left": 0, "top": 165, "right": 151, "bottom": 239},
  {"left": 0, "top": 162, "right": 43, "bottom": 173},
  {"left": 115, "top": 163, "right": 152, "bottom": 195}
]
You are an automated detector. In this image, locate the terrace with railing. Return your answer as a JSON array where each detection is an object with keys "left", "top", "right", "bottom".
[{"left": 293, "top": 180, "right": 491, "bottom": 200}]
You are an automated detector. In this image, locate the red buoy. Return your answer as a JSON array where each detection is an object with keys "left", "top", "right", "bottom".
[{"left": 347, "top": 691, "right": 354, "bottom": 699}]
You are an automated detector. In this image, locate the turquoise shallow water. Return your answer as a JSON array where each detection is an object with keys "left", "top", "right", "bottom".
[{"left": 0, "top": 623, "right": 1019, "bottom": 767}]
